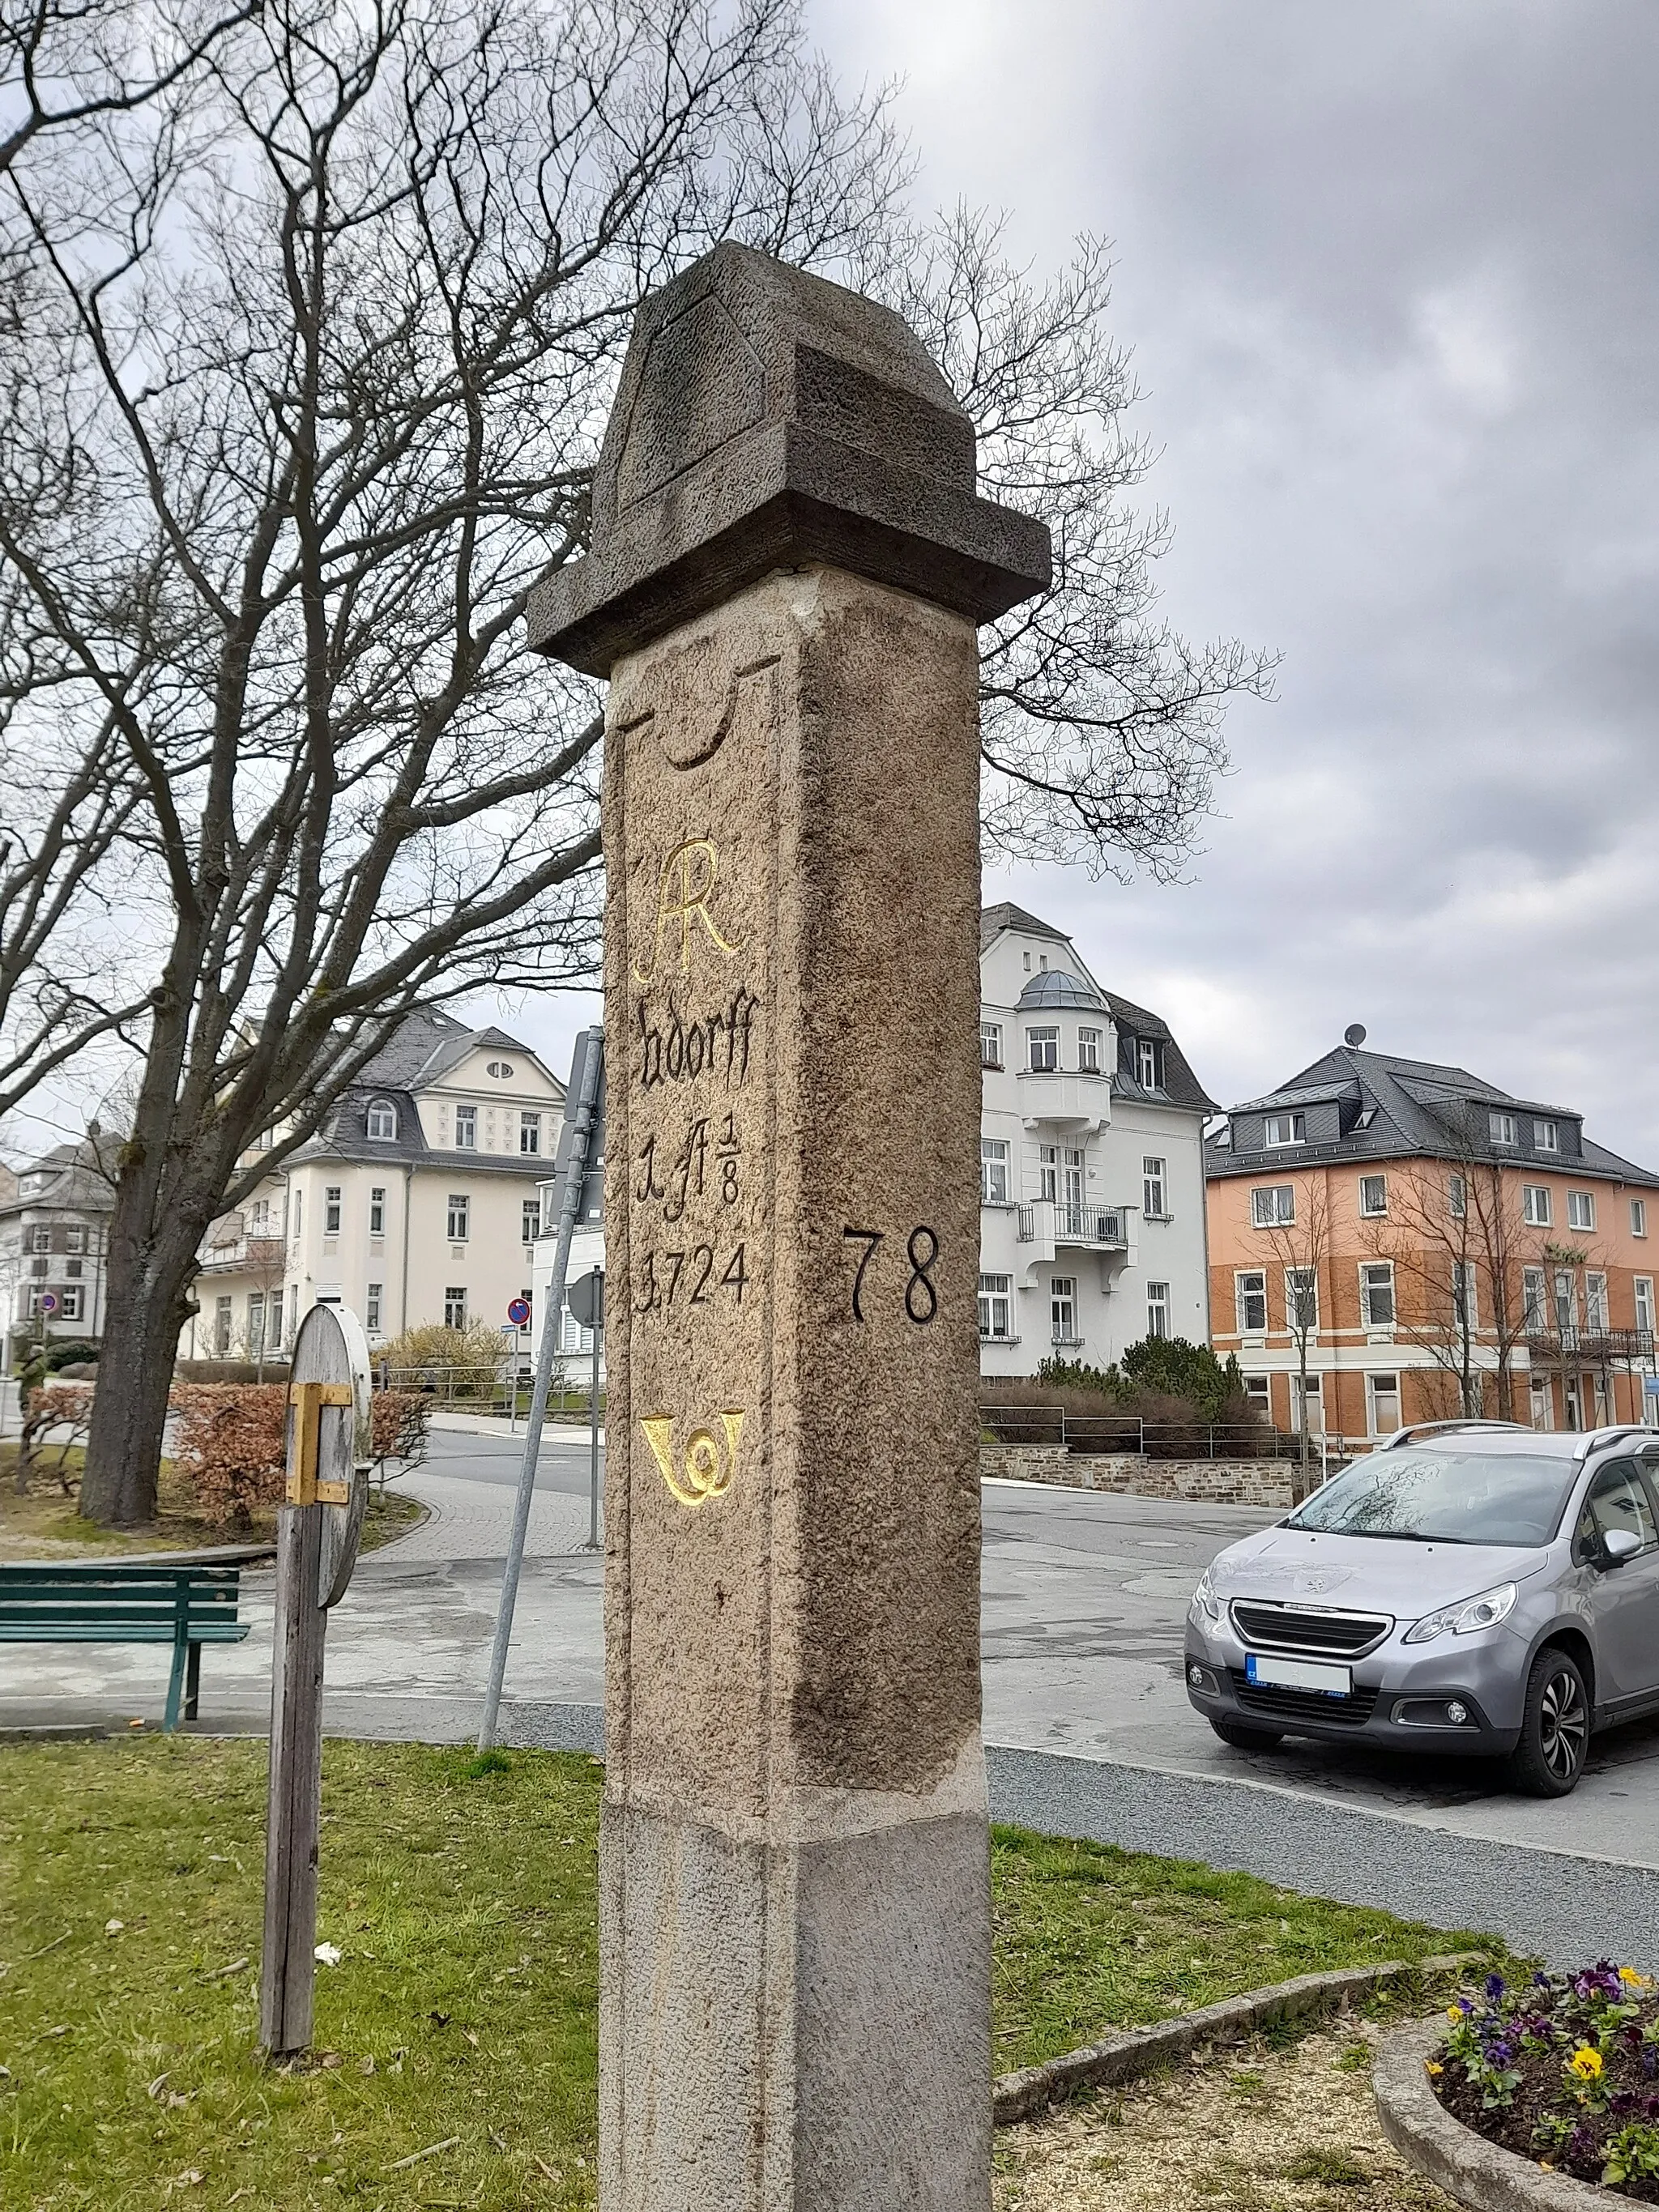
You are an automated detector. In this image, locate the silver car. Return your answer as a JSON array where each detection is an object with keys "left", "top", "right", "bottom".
[{"left": 1184, "top": 1420, "right": 1659, "bottom": 1796}]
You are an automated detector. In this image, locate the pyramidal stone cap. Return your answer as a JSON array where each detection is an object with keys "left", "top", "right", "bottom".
[{"left": 527, "top": 242, "right": 1053, "bottom": 676}]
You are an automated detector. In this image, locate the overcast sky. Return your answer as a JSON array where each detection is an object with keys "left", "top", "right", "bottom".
[{"left": 497, "top": 1, "right": 1659, "bottom": 1166}]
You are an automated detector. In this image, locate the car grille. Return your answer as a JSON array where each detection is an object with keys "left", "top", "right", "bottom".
[
  {"left": 1230, "top": 1600, "right": 1392, "bottom": 1658},
  {"left": 1228, "top": 1669, "right": 1380, "bottom": 1727}
]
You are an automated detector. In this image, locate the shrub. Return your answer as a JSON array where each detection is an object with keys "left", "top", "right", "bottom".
[
  {"left": 371, "top": 1391, "right": 432, "bottom": 1470},
  {"left": 374, "top": 1321, "right": 509, "bottom": 1397},
  {"left": 168, "top": 1383, "right": 288, "bottom": 1529},
  {"left": 16, "top": 1382, "right": 96, "bottom": 1495}
]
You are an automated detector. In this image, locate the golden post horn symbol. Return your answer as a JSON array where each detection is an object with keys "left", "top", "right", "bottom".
[{"left": 642, "top": 1411, "right": 744, "bottom": 1507}]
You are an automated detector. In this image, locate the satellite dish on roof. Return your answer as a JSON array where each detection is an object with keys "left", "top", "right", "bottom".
[{"left": 1344, "top": 1023, "right": 1367, "bottom": 1048}]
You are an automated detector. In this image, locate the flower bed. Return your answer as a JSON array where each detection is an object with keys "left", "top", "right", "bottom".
[{"left": 1431, "top": 1962, "right": 1659, "bottom": 2195}]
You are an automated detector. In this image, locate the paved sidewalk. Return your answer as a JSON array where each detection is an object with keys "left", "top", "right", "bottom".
[{"left": 383, "top": 1469, "right": 595, "bottom": 1562}]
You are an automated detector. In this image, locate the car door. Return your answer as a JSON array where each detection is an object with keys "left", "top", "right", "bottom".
[{"left": 1574, "top": 1460, "right": 1659, "bottom": 1704}]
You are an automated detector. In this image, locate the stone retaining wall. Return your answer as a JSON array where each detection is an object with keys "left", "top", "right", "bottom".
[{"left": 979, "top": 1443, "right": 1303, "bottom": 1508}]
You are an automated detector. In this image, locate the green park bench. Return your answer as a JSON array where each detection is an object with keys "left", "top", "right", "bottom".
[{"left": 0, "top": 1554, "right": 268, "bottom": 1731}]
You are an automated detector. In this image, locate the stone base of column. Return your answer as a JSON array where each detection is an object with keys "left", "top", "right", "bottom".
[{"left": 599, "top": 1747, "right": 992, "bottom": 2212}]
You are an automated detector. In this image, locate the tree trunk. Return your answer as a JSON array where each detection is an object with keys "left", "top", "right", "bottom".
[{"left": 79, "top": 1187, "right": 208, "bottom": 1527}]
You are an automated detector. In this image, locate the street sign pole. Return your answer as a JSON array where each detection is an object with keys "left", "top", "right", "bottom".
[
  {"left": 478, "top": 1026, "right": 603, "bottom": 1751},
  {"left": 588, "top": 1298, "right": 603, "bottom": 1552}
]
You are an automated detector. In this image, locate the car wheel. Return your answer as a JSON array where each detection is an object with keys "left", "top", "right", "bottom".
[
  {"left": 1506, "top": 1648, "right": 1589, "bottom": 1797},
  {"left": 1209, "top": 1717, "right": 1284, "bottom": 1751}
]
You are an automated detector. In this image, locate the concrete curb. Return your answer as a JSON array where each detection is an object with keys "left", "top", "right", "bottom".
[
  {"left": 992, "top": 1951, "right": 1479, "bottom": 2126},
  {"left": 1373, "top": 2017, "right": 1610, "bottom": 2209}
]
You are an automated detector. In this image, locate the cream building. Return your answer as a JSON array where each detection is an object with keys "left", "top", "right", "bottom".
[
  {"left": 186, "top": 1011, "right": 565, "bottom": 1361},
  {"left": 977, "top": 904, "right": 1214, "bottom": 1374}
]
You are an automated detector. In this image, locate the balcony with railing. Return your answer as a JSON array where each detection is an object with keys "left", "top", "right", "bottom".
[
  {"left": 1523, "top": 1325, "right": 1657, "bottom": 1369},
  {"left": 1017, "top": 1201, "right": 1129, "bottom": 1251},
  {"left": 197, "top": 1231, "right": 287, "bottom": 1277}
]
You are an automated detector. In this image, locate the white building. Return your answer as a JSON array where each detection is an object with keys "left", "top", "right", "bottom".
[
  {"left": 977, "top": 904, "right": 1214, "bottom": 1374},
  {"left": 186, "top": 1010, "right": 565, "bottom": 1360},
  {"left": 0, "top": 1144, "right": 110, "bottom": 1358}
]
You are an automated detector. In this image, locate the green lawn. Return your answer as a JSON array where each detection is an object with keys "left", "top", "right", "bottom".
[{"left": 0, "top": 1739, "right": 1504, "bottom": 2211}]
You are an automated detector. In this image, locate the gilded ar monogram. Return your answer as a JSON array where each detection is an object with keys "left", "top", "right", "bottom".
[
  {"left": 632, "top": 838, "right": 742, "bottom": 985},
  {"left": 641, "top": 1410, "right": 745, "bottom": 1507}
]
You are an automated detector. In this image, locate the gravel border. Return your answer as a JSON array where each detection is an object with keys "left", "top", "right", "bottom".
[
  {"left": 1374, "top": 2017, "right": 1613, "bottom": 2209},
  {"left": 992, "top": 1952, "right": 1478, "bottom": 2125}
]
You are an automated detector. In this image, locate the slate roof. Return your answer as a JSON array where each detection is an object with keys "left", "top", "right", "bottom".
[
  {"left": 0, "top": 1140, "right": 115, "bottom": 1217},
  {"left": 1104, "top": 990, "right": 1217, "bottom": 1115},
  {"left": 1016, "top": 968, "right": 1107, "bottom": 1012},
  {"left": 287, "top": 1013, "right": 564, "bottom": 1175},
  {"left": 1209, "top": 1044, "right": 1659, "bottom": 1187},
  {"left": 980, "top": 901, "right": 1073, "bottom": 953}
]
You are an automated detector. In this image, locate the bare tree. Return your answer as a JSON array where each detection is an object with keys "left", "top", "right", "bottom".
[
  {"left": 2, "top": 0, "right": 1270, "bottom": 1525},
  {"left": 1363, "top": 1158, "right": 1491, "bottom": 1421},
  {"left": 1255, "top": 1174, "right": 1332, "bottom": 1471}
]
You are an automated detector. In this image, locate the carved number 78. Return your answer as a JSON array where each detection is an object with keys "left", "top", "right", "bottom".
[{"left": 842, "top": 1226, "right": 939, "bottom": 1324}]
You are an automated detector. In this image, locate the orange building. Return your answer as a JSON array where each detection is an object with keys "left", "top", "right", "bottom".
[{"left": 1205, "top": 1041, "right": 1659, "bottom": 1448}]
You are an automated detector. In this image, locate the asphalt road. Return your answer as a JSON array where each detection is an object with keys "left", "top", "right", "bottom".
[{"left": 8, "top": 1426, "right": 1659, "bottom": 1963}]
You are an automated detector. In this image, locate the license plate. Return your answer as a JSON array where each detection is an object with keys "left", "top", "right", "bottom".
[{"left": 1246, "top": 1652, "right": 1353, "bottom": 1698}]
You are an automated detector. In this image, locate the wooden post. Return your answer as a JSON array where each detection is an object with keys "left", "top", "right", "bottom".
[{"left": 259, "top": 1302, "right": 370, "bottom": 2059}]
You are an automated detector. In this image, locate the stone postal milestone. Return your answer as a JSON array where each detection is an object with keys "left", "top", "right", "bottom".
[{"left": 531, "top": 243, "right": 1050, "bottom": 2210}]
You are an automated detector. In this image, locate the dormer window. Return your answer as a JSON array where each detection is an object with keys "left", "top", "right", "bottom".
[
  {"left": 454, "top": 1104, "right": 476, "bottom": 1150},
  {"left": 1137, "top": 1038, "right": 1160, "bottom": 1089},
  {"left": 1533, "top": 1119, "right": 1558, "bottom": 1152},
  {"left": 366, "top": 1098, "right": 398, "bottom": 1140},
  {"left": 1264, "top": 1112, "right": 1304, "bottom": 1147},
  {"left": 1489, "top": 1111, "right": 1517, "bottom": 1146},
  {"left": 486, "top": 1058, "right": 515, "bottom": 1079}
]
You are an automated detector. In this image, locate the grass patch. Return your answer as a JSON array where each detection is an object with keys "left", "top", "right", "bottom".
[
  {"left": 1, "top": 1741, "right": 1508, "bottom": 2209},
  {"left": 988, "top": 1823, "right": 1504, "bottom": 2070},
  {"left": 0, "top": 1447, "right": 424, "bottom": 1560}
]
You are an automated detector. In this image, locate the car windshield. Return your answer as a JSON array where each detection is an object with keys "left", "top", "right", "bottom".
[{"left": 1286, "top": 1447, "right": 1578, "bottom": 1545}]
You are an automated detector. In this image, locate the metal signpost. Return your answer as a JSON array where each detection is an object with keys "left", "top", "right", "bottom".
[
  {"left": 566, "top": 1267, "right": 604, "bottom": 1551},
  {"left": 478, "top": 1026, "right": 604, "bottom": 1750},
  {"left": 260, "top": 1301, "right": 372, "bottom": 2059}
]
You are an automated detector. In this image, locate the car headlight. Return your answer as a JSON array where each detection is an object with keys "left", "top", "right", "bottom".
[
  {"left": 1403, "top": 1582, "right": 1517, "bottom": 1645},
  {"left": 1192, "top": 1567, "right": 1222, "bottom": 1624}
]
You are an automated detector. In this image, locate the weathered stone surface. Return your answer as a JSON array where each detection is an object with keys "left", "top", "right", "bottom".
[
  {"left": 596, "top": 565, "right": 990, "bottom": 2207},
  {"left": 979, "top": 1444, "right": 1304, "bottom": 1508},
  {"left": 528, "top": 242, "right": 1051, "bottom": 675}
]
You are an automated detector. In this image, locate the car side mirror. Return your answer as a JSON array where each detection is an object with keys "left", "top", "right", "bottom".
[{"left": 1601, "top": 1528, "right": 1643, "bottom": 1569}]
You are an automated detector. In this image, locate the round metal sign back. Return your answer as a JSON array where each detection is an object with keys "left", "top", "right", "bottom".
[{"left": 286, "top": 1302, "right": 373, "bottom": 1608}]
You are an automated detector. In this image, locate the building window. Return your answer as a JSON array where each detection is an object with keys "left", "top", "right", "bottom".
[
  {"left": 1522, "top": 1184, "right": 1551, "bottom": 1227},
  {"left": 447, "top": 1194, "right": 470, "bottom": 1242},
  {"left": 292, "top": 1188, "right": 302, "bottom": 1239},
  {"left": 979, "top": 1139, "right": 1009, "bottom": 1205},
  {"left": 1554, "top": 1270, "right": 1577, "bottom": 1336},
  {"left": 522, "top": 1199, "right": 542, "bottom": 1244},
  {"left": 270, "top": 1288, "right": 284, "bottom": 1353},
  {"left": 365, "top": 1283, "right": 382, "bottom": 1332},
  {"left": 1358, "top": 1174, "right": 1388, "bottom": 1217},
  {"left": 1522, "top": 1266, "right": 1546, "bottom": 1330},
  {"left": 1291, "top": 1372, "right": 1324, "bottom": 1435},
  {"left": 1633, "top": 1200, "right": 1648, "bottom": 1238},
  {"left": 486, "top": 1059, "right": 515, "bottom": 1078},
  {"left": 1567, "top": 1190, "right": 1595, "bottom": 1231},
  {"left": 249, "top": 1199, "right": 270, "bottom": 1235},
  {"left": 1027, "top": 1026, "right": 1059, "bottom": 1073},
  {"left": 979, "top": 1021, "right": 1003, "bottom": 1069},
  {"left": 1448, "top": 1173, "right": 1466, "bottom": 1219},
  {"left": 247, "top": 1292, "right": 265, "bottom": 1355},
  {"left": 59, "top": 1285, "right": 83, "bottom": 1321},
  {"left": 1062, "top": 1149, "right": 1084, "bottom": 1211},
  {"left": 1146, "top": 1281, "right": 1170, "bottom": 1339},
  {"left": 369, "top": 1186, "right": 386, "bottom": 1237},
  {"left": 1489, "top": 1111, "right": 1517, "bottom": 1146},
  {"left": 1236, "top": 1270, "right": 1267, "bottom": 1334},
  {"left": 1078, "top": 1027, "right": 1101, "bottom": 1072},
  {"left": 1244, "top": 1375, "right": 1272, "bottom": 1418},
  {"left": 454, "top": 1104, "right": 476, "bottom": 1150},
  {"left": 557, "top": 1293, "right": 595, "bottom": 1356},
  {"left": 64, "top": 1259, "right": 82, "bottom": 1280},
  {"left": 444, "top": 1285, "right": 467, "bottom": 1328},
  {"left": 28, "top": 1225, "right": 50, "bottom": 1253},
  {"left": 1360, "top": 1261, "right": 1396, "bottom": 1328},
  {"left": 1367, "top": 1372, "right": 1401, "bottom": 1436},
  {"left": 1143, "top": 1157, "right": 1166, "bottom": 1218},
  {"left": 1285, "top": 1267, "right": 1319, "bottom": 1334},
  {"left": 1453, "top": 1262, "right": 1478, "bottom": 1331},
  {"left": 64, "top": 1223, "right": 87, "bottom": 1254},
  {"left": 978, "top": 1273, "right": 1013, "bottom": 1340},
  {"left": 1533, "top": 1119, "right": 1559, "bottom": 1153},
  {"left": 1251, "top": 1184, "right": 1294, "bottom": 1228},
  {"left": 1264, "top": 1112, "right": 1304, "bottom": 1147},
  {"left": 520, "top": 1111, "right": 542, "bottom": 1156},
  {"left": 1636, "top": 1278, "right": 1655, "bottom": 1337},
  {"left": 214, "top": 1295, "right": 232, "bottom": 1354},
  {"left": 1051, "top": 1276, "right": 1078, "bottom": 1343},
  {"left": 1038, "top": 1144, "right": 1058, "bottom": 1203},
  {"left": 1137, "top": 1038, "right": 1160, "bottom": 1089},
  {"left": 366, "top": 1097, "right": 398, "bottom": 1140},
  {"left": 323, "top": 1185, "right": 342, "bottom": 1236},
  {"left": 1587, "top": 1272, "right": 1609, "bottom": 1333}
]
